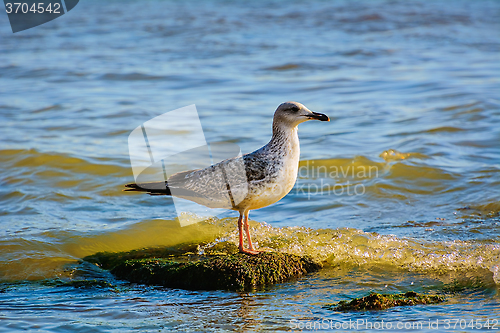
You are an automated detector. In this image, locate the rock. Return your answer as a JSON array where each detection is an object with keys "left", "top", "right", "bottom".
[
  {"left": 324, "top": 291, "right": 445, "bottom": 311},
  {"left": 84, "top": 247, "right": 321, "bottom": 291}
]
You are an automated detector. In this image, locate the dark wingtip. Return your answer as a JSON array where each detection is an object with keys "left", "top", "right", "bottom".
[
  {"left": 123, "top": 182, "right": 171, "bottom": 195},
  {"left": 123, "top": 183, "right": 146, "bottom": 192}
]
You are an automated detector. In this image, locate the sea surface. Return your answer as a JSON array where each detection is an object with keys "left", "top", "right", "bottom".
[{"left": 1, "top": 0, "right": 499, "bottom": 331}]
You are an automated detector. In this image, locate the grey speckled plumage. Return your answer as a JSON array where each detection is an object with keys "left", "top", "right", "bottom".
[{"left": 125, "top": 101, "right": 329, "bottom": 254}]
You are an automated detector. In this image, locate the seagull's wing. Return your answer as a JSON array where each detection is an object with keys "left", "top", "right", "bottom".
[
  {"left": 242, "top": 152, "right": 271, "bottom": 183},
  {"left": 125, "top": 148, "right": 272, "bottom": 208},
  {"left": 166, "top": 155, "right": 251, "bottom": 208},
  {"left": 124, "top": 163, "right": 232, "bottom": 203}
]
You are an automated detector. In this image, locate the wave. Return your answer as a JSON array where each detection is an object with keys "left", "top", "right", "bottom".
[
  {"left": 1, "top": 148, "right": 498, "bottom": 284},
  {"left": 0, "top": 148, "right": 130, "bottom": 190},
  {"left": 298, "top": 153, "right": 460, "bottom": 198},
  {"left": 1, "top": 217, "right": 499, "bottom": 284}
]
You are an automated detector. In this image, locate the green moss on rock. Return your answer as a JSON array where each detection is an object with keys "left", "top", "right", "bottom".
[
  {"left": 325, "top": 291, "right": 445, "bottom": 311},
  {"left": 84, "top": 243, "right": 201, "bottom": 270},
  {"left": 84, "top": 249, "right": 321, "bottom": 291}
]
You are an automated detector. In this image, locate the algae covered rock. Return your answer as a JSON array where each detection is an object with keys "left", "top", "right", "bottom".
[
  {"left": 84, "top": 244, "right": 200, "bottom": 271},
  {"left": 84, "top": 249, "right": 321, "bottom": 291},
  {"left": 325, "top": 291, "right": 445, "bottom": 311}
]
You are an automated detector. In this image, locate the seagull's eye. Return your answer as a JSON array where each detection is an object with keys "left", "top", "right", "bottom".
[{"left": 289, "top": 106, "right": 300, "bottom": 113}]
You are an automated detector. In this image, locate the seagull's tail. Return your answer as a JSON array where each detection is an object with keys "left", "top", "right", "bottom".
[{"left": 123, "top": 182, "right": 171, "bottom": 196}]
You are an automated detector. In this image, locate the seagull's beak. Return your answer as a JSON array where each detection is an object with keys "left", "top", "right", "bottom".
[{"left": 306, "top": 112, "right": 330, "bottom": 122}]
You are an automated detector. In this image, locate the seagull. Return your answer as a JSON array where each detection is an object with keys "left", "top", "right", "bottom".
[{"left": 124, "top": 102, "right": 329, "bottom": 255}]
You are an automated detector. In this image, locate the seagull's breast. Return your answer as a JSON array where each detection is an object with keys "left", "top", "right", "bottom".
[{"left": 247, "top": 157, "right": 298, "bottom": 210}]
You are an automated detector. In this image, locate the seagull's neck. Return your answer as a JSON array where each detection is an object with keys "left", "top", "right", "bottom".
[{"left": 267, "top": 121, "right": 300, "bottom": 156}]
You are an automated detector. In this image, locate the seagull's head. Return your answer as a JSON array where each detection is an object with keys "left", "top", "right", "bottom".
[{"left": 274, "top": 101, "right": 329, "bottom": 128}]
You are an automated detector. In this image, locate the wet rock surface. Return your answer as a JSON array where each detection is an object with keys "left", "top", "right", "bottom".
[
  {"left": 325, "top": 291, "right": 445, "bottom": 311},
  {"left": 84, "top": 248, "right": 322, "bottom": 291}
]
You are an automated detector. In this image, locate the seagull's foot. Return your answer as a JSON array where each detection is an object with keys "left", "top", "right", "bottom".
[{"left": 239, "top": 247, "right": 262, "bottom": 255}]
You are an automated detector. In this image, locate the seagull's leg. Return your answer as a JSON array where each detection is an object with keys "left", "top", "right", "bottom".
[
  {"left": 238, "top": 211, "right": 260, "bottom": 255},
  {"left": 238, "top": 213, "right": 245, "bottom": 252},
  {"left": 244, "top": 211, "right": 263, "bottom": 254},
  {"left": 244, "top": 211, "right": 255, "bottom": 251}
]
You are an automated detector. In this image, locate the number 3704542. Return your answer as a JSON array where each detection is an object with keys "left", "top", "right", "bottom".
[{"left": 5, "top": 3, "right": 61, "bottom": 14}]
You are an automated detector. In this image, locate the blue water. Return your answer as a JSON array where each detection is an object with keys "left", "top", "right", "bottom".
[{"left": 1, "top": 0, "right": 499, "bottom": 331}]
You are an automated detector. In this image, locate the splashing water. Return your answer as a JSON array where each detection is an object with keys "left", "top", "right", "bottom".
[{"left": 200, "top": 218, "right": 500, "bottom": 283}]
